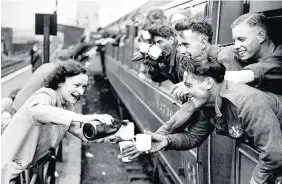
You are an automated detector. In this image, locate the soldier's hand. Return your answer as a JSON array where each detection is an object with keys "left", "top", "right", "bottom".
[
  {"left": 170, "top": 82, "right": 189, "bottom": 102},
  {"left": 119, "top": 143, "right": 141, "bottom": 160},
  {"left": 146, "top": 131, "right": 168, "bottom": 153}
]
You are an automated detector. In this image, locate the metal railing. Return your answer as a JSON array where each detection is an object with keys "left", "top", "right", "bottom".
[{"left": 16, "top": 144, "right": 62, "bottom": 184}]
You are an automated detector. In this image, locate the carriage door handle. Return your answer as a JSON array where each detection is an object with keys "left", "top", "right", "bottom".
[
  {"left": 178, "top": 168, "right": 185, "bottom": 177},
  {"left": 197, "top": 147, "right": 202, "bottom": 164}
]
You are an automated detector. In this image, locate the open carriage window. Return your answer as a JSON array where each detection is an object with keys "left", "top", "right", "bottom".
[
  {"left": 264, "top": 9, "right": 282, "bottom": 45},
  {"left": 248, "top": 1, "right": 282, "bottom": 45},
  {"left": 186, "top": 2, "right": 208, "bottom": 21}
]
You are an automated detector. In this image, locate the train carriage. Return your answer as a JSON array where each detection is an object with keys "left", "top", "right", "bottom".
[{"left": 104, "top": 1, "right": 282, "bottom": 184}]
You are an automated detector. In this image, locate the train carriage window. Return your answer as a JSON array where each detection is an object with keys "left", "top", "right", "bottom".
[
  {"left": 247, "top": 2, "right": 282, "bottom": 45},
  {"left": 236, "top": 144, "right": 259, "bottom": 184},
  {"left": 264, "top": 9, "right": 282, "bottom": 45},
  {"left": 248, "top": 1, "right": 282, "bottom": 13},
  {"left": 238, "top": 153, "right": 257, "bottom": 184},
  {"left": 268, "top": 16, "right": 282, "bottom": 45},
  {"left": 188, "top": 2, "right": 208, "bottom": 21}
]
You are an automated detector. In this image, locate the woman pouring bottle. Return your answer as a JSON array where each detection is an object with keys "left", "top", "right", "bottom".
[{"left": 1, "top": 61, "right": 117, "bottom": 184}]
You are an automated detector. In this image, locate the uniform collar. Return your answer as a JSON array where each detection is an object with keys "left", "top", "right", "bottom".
[
  {"left": 214, "top": 80, "right": 229, "bottom": 118},
  {"left": 214, "top": 94, "right": 223, "bottom": 118},
  {"left": 169, "top": 39, "right": 178, "bottom": 67}
]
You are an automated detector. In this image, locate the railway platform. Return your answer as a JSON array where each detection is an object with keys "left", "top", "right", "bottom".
[{"left": 1, "top": 56, "right": 153, "bottom": 184}]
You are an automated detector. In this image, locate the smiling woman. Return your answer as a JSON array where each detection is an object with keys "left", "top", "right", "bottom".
[
  {"left": 43, "top": 61, "right": 89, "bottom": 104},
  {"left": 1, "top": 61, "right": 115, "bottom": 184}
]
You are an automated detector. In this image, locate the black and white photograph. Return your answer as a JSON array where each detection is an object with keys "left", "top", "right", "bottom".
[{"left": 1, "top": 0, "right": 282, "bottom": 184}]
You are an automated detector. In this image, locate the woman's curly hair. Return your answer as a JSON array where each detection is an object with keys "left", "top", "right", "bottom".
[{"left": 43, "top": 60, "right": 87, "bottom": 90}]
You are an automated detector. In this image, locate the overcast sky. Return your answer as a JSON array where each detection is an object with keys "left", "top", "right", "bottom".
[{"left": 1, "top": 0, "right": 149, "bottom": 29}]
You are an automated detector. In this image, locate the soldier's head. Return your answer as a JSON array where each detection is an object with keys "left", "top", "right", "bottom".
[
  {"left": 182, "top": 57, "right": 225, "bottom": 108},
  {"left": 176, "top": 19, "right": 213, "bottom": 61},
  {"left": 231, "top": 13, "right": 270, "bottom": 61},
  {"left": 170, "top": 13, "right": 186, "bottom": 31},
  {"left": 144, "top": 9, "right": 167, "bottom": 30},
  {"left": 148, "top": 25, "right": 176, "bottom": 57}
]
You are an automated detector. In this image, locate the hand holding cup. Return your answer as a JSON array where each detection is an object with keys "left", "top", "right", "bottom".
[
  {"left": 119, "top": 141, "right": 135, "bottom": 162},
  {"left": 118, "top": 131, "right": 152, "bottom": 160}
]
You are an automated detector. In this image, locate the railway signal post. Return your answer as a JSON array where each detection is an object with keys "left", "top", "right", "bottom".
[{"left": 35, "top": 13, "right": 57, "bottom": 63}]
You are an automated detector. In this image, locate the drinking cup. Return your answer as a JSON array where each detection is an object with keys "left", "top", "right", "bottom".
[
  {"left": 132, "top": 134, "right": 151, "bottom": 152},
  {"left": 148, "top": 45, "right": 162, "bottom": 60},
  {"left": 138, "top": 42, "right": 151, "bottom": 54},
  {"left": 141, "top": 31, "right": 151, "bottom": 40},
  {"left": 119, "top": 122, "right": 134, "bottom": 140}
]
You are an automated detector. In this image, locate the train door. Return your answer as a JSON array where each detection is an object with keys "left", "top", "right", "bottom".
[
  {"left": 234, "top": 2, "right": 282, "bottom": 184},
  {"left": 212, "top": 1, "right": 282, "bottom": 184},
  {"left": 162, "top": 1, "right": 242, "bottom": 183},
  {"left": 165, "top": 1, "right": 213, "bottom": 183},
  {"left": 163, "top": 1, "right": 212, "bottom": 183},
  {"left": 186, "top": 1, "right": 237, "bottom": 183},
  {"left": 207, "top": 1, "right": 247, "bottom": 183}
]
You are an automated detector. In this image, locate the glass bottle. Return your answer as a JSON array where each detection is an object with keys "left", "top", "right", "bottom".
[{"left": 82, "top": 118, "right": 127, "bottom": 141}]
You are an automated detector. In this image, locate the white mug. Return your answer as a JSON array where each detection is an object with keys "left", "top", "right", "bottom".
[
  {"left": 141, "top": 31, "right": 151, "bottom": 40},
  {"left": 138, "top": 42, "right": 151, "bottom": 54},
  {"left": 119, "top": 122, "right": 134, "bottom": 140},
  {"left": 119, "top": 141, "right": 134, "bottom": 162},
  {"left": 148, "top": 45, "right": 162, "bottom": 60},
  {"left": 133, "top": 134, "right": 151, "bottom": 152}
]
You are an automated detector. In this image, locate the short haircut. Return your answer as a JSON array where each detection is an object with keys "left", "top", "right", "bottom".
[
  {"left": 175, "top": 17, "right": 197, "bottom": 31},
  {"left": 148, "top": 24, "right": 175, "bottom": 39},
  {"left": 184, "top": 57, "right": 225, "bottom": 83},
  {"left": 231, "top": 13, "right": 268, "bottom": 34},
  {"left": 145, "top": 9, "right": 167, "bottom": 23},
  {"left": 175, "top": 19, "right": 213, "bottom": 43},
  {"left": 44, "top": 60, "right": 87, "bottom": 90}
]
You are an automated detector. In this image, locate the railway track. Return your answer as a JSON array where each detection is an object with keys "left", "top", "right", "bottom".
[
  {"left": 1, "top": 56, "right": 30, "bottom": 77},
  {"left": 81, "top": 75, "right": 153, "bottom": 184}
]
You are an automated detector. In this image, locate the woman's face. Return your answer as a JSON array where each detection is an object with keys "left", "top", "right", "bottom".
[{"left": 58, "top": 74, "right": 88, "bottom": 104}]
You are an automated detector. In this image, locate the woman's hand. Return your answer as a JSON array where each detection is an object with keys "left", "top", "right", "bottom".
[
  {"left": 93, "top": 131, "right": 123, "bottom": 143},
  {"left": 68, "top": 121, "right": 89, "bottom": 141},
  {"left": 92, "top": 114, "right": 114, "bottom": 125},
  {"left": 72, "top": 114, "right": 114, "bottom": 125}
]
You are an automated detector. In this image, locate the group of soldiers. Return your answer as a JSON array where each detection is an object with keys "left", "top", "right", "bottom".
[
  {"left": 1, "top": 7, "right": 281, "bottom": 184},
  {"left": 114, "top": 9, "right": 282, "bottom": 184}
]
